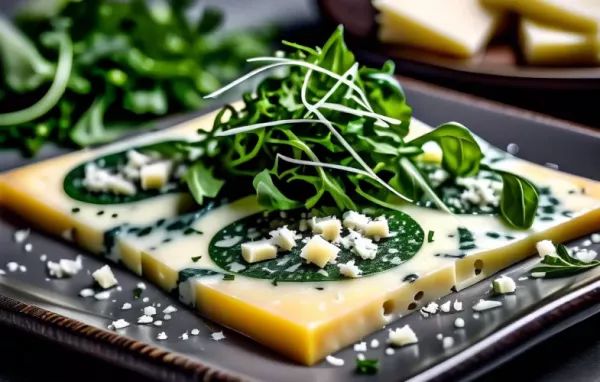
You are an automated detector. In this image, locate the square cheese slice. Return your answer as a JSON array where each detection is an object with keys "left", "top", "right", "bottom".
[
  {"left": 374, "top": 0, "right": 503, "bottom": 57},
  {"left": 483, "top": 0, "right": 600, "bottom": 34},
  {"left": 520, "top": 19, "right": 600, "bottom": 66},
  {"left": 1, "top": 110, "right": 599, "bottom": 366}
]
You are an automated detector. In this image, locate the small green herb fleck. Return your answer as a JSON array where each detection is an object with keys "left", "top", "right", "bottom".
[
  {"left": 315, "top": 287, "right": 324, "bottom": 291},
  {"left": 356, "top": 359, "right": 379, "bottom": 374},
  {"left": 133, "top": 287, "right": 143, "bottom": 299},
  {"left": 191, "top": 256, "right": 202, "bottom": 262},
  {"left": 97, "top": 210, "right": 105, "bottom": 216},
  {"left": 71, "top": 207, "right": 80, "bottom": 213},
  {"left": 223, "top": 274, "right": 235, "bottom": 281},
  {"left": 137, "top": 227, "right": 153, "bottom": 237},
  {"left": 427, "top": 231, "right": 435, "bottom": 243},
  {"left": 531, "top": 244, "right": 600, "bottom": 278},
  {"left": 111, "top": 213, "right": 118, "bottom": 218},
  {"left": 486, "top": 232, "right": 501, "bottom": 239},
  {"left": 184, "top": 228, "right": 203, "bottom": 235}
]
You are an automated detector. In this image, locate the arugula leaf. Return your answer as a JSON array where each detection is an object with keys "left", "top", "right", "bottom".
[
  {"left": 183, "top": 162, "right": 225, "bottom": 206},
  {"left": 531, "top": 244, "right": 600, "bottom": 278},
  {"left": 252, "top": 170, "right": 302, "bottom": 211},
  {"left": 356, "top": 359, "right": 379, "bottom": 374},
  {"left": 408, "top": 122, "right": 482, "bottom": 177},
  {"left": 494, "top": 169, "right": 539, "bottom": 229}
]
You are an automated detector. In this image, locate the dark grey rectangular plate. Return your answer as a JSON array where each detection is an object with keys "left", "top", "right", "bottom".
[{"left": 0, "top": 77, "right": 599, "bottom": 382}]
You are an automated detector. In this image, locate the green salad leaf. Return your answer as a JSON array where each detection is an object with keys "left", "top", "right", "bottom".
[{"left": 531, "top": 244, "right": 600, "bottom": 278}]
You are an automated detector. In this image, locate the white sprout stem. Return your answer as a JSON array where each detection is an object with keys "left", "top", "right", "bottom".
[
  {"left": 247, "top": 57, "right": 375, "bottom": 112},
  {"left": 312, "top": 63, "right": 359, "bottom": 110},
  {"left": 214, "top": 119, "right": 316, "bottom": 137},
  {"left": 277, "top": 153, "right": 372, "bottom": 177},
  {"left": 203, "top": 62, "right": 291, "bottom": 99},
  {"left": 318, "top": 102, "right": 401, "bottom": 125},
  {"left": 399, "top": 157, "right": 452, "bottom": 213}
]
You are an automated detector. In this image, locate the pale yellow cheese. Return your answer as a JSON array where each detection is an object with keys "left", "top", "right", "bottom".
[
  {"left": 1, "top": 111, "right": 599, "bottom": 367},
  {"left": 520, "top": 19, "right": 600, "bottom": 66},
  {"left": 483, "top": 0, "right": 600, "bottom": 34},
  {"left": 374, "top": 0, "right": 503, "bottom": 57}
]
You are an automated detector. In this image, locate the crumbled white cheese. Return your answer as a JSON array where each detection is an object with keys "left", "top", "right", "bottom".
[
  {"left": 472, "top": 299, "right": 502, "bottom": 311},
  {"left": 363, "top": 216, "right": 391, "bottom": 239},
  {"left": 137, "top": 315, "right": 153, "bottom": 324},
  {"left": 92, "top": 265, "right": 118, "bottom": 289},
  {"left": 436, "top": 333, "right": 443, "bottom": 340},
  {"left": 79, "top": 288, "right": 95, "bottom": 298},
  {"left": 111, "top": 319, "right": 130, "bottom": 330},
  {"left": 191, "top": 329, "right": 200, "bottom": 336},
  {"left": 163, "top": 314, "right": 172, "bottom": 320},
  {"left": 126, "top": 150, "right": 152, "bottom": 168},
  {"left": 13, "top": 229, "right": 30, "bottom": 243},
  {"left": 531, "top": 272, "right": 546, "bottom": 278},
  {"left": 342, "top": 211, "right": 369, "bottom": 231},
  {"left": 428, "top": 168, "right": 450, "bottom": 188},
  {"left": 582, "top": 240, "right": 592, "bottom": 247},
  {"left": 421, "top": 302, "right": 439, "bottom": 315},
  {"left": 157, "top": 332, "right": 168, "bottom": 340},
  {"left": 181, "top": 332, "right": 189, "bottom": 340},
  {"left": 337, "top": 260, "right": 362, "bottom": 278},
  {"left": 454, "top": 318, "right": 465, "bottom": 328},
  {"left": 388, "top": 325, "right": 418, "bottom": 347},
  {"left": 536, "top": 240, "right": 556, "bottom": 258},
  {"left": 440, "top": 301, "right": 451, "bottom": 313},
  {"left": 370, "top": 339, "right": 380, "bottom": 348},
  {"left": 121, "top": 303, "right": 132, "bottom": 310},
  {"left": 298, "top": 219, "right": 308, "bottom": 232},
  {"left": 518, "top": 276, "right": 528, "bottom": 281},
  {"left": 143, "top": 306, "right": 157, "bottom": 316},
  {"left": 300, "top": 235, "right": 340, "bottom": 268},
  {"left": 142, "top": 297, "right": 150, "bottom": 303},
  {"left": 312, "top": 217, "right": 342, "bottom": 242},
  {"left": 47, "top": 256, "right": 83, "bottom": 278},
  {"left": 24, "top": 243, "right": 32, "bottom": 252},
  {"left": 154, "top": 321, "right": 163, "bottom": 327},
  {"left": 211, "top": 331, "right": 226, "bottom": 341},
  {"left": 140, "top": 161, "right": 173, "bottom": 190},
  {"left": 19, "top": 265, "right": 26, "bottom": 272},
  {"left": 591, "top": 233, "right": 600, "bottom": 244},
  {"left": 269, "top": 226, "right": 297, "bottom": 251},
  {"left": 94, "top": 291, "right": 111, "bottom": 300},
  {"left": 325, "top": 355, "right": 345, "bottom": 367},
  {"left": 493, "top": 276, "right": 516, "bottom": 294},
  {"left": 356, "top": 353, "right": 365, "bottom": 361},
  {"left": 6, "top": 262, "right": 18, "bottom": 272},
  {"left": 83, "top": 163, "right": 137, "bottom": 195},
  {"left": 442, "top": 336, "right": 455, "bottom": 349},
  {"left": 453, "top": 300, "right": 463, "bottom": 311},
  {"left": 241, "top": 239, "right": 278, "bottom": 263},
  {"left": 385, "top": 348, "right": 395, "bottom": 356},
  {"left": 456, "top": 177, "right": 502, "bottom": 208},
  {"left": 40, "top": 254, "right": 47, "bottom": 262},
  {"left": 352, "top": 236, "right": 378, "bottom": 260},
  {"left": 340, "top": 230, "right": 362, "bottom": 250},
  {"left": 136, "top": 282, "right": 146, "bottom": 290},
  {"left": 573, "top": 249, "right": 598, "bottom": 263},
  {"left": 354, "top": 342, "right": 367, "bottom": 352},
  {"left": 163, "top": 305, "right": 177, "bottom": 314}
]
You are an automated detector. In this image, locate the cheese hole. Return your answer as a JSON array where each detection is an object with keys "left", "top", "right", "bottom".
[
  {"left": 474, "top": 259, "right": 484, "bottom": 276},
  {"left": 408, "top": 302, "right": 417, "bottom": 310},
  {"left": 414, "top": 291, "right": 424, "bottom": 301},
  {"left": 383, "top": 300, "right": 394, "bottom": 316}
]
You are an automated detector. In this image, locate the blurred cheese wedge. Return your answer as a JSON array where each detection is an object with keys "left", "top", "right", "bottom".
[
  {"left": 374, "top": 0, "right": 503, "bottom": 58},
  {"left": 482, "top": 0, "right": 600, "bottom": 34},
  {"left": 520, "top": 19, "right": 600, "bottom": 66}
]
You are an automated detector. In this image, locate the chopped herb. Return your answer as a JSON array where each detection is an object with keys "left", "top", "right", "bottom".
[
  {"left": 486, "top": 232, "right": 501, "bottom": 239},
  {"left": 136, "top": 227, "right": 153, "bottom": 237},
  {"left": 315, "top": 287, "right": 325, "bottom": 291},
  {"left": 223, "top": 274, "right": 235, "bottom": 281},
  {"left": 97, "top": 211, "right": 105, "bottom": 216},
  {"left": 531, "top": 244, "right": 600, "bottom": 278},
  {"left": 184, "top": 228, "right": 203, "bottom": 235},
  {"left": 111, "top": 213, "right": 118, "bottom": 218},
  {"left": 133, "top": 287, "right": 143, "bottom": 299},
  {"left": 427, "top": 231, "right": 435, "bottom": 243},
  {"left": 71, "top": 207, "right": 80, "bottom": 213},
  {"left": 356, "top": 359, "right": 379, "bottom": 374},
  {"left": 162, "top": 238, "right": 172, "bottom": 243},
  {"left": 191, "top": 256, "right": 202, "bottom": 263}
]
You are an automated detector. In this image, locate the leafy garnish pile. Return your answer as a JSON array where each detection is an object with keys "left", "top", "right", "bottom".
[
  {"left": 531, "top": 244, "right": 600, "bottom": 278},
  {"left": 0, "top": 0, "right": 272, "bottom": 155},
  {"left": 178, "top": 26, "right": 539, "bottom": 229}
]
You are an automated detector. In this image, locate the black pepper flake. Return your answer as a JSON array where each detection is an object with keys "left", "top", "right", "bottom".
[
  {"left": 71, "top": 207, "right": 80, "bottom": 213},
  {"left": 505, "top": 234, "right": 515, "bottom": 240},
  {"left": 137, "top": 227, "right": 153, "bottom": 237},
  {"left": 163, "top": 238, "right": 172, "bottom": 243},
  {"left": 540, "top": 216, "right": 554, "bottom": 221},
  {"left": 562, "top": 210, "right": 574, "bottom": 218},
  {"left": 548, "top": 197, "right": 560, "bottom": 206},
  {"left": 156, "top": 219, "right": 166, "bottom": 227},
  {"left": 315, "top": 287, "right": 324, "bottom": 291},
  {"left": 97, "top": 211, "right": 105, "bottom": 216},
  {"left": 541, "top": 206, "right": 555, "bottom": 214},
  {"left": 112, "top": 213, "right": 118, "bottom": 218}
]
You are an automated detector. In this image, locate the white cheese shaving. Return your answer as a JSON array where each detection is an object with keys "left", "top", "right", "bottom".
[
  {"left": 92, "top": 265, "right": 118, "bottom": 289},
  {"left": 140, "top": 161, "right": 173, "bottom": 190},
  {"left": 337, "top": 260, "right": 362, "bottom": 278},
  {"left": 352, "top": 236, "right": 378, "bottom": 260},
  {"left": 536, "top": 240, "right": 556, "bottom": 258},
  {"left": 269, "top": 226, "right": 297, "bottom": 251},
  {"left": 591, "top": 233, "right": 600, "bottom": 243},
  {"left": 111, "top": 319, "right": 130, "bottom": 330},
  {"left": 163, "top": 305, "right": 177, "bottom": 314},
  {"left": 154, "top": 321, "right": 163, "bottom": 327},
  {"left": 454, "top": 318, "right": 465, "bottom": 328},
  {"left": 137, "top": 315, "right": 153, "bottom": 324},
  {"left": 353, "top": 342, "right": 367, "bottom": 352},
  {"left": 342, "top": 211, "right": 369, "bottom": 231},
  {"left": 137, "top": 282, "right": 146, "bottom": 290},
  {"left": 312, "top": 217, "right": 342, "bottom": 242},
  {"left": 453, "top": 300, "right": 463, "bottom": 311},
  {"left": 19, "top": 265, "right": 26, "bottom": 272},
  {"left": 492, "top": 276, "right": 516, "bottom": 294},
  {"left": 472, "top": 299, "right": 502, "bottom": 311},
  {"left": 6, "top": 262, "right": 18, "bottom": 272},
  {"left": 356, "top": 353, "right": 365, "bottom": 361},
  {"left": 157, "top": 332, "right": 168, "bottom": 340},
  {"left": 143, "top": 306, "right": 157, "bottom": 316},
  {"left": 47, "top": 256, "right": 83, "bottom": 278},
  {"left": 181, "top": 332, "right": 189, "bottom": 340},
  {"left": 440, "top": 301, "right": 451, "bottom": 313},
  {"left": 385, "top": 348, "right": 395, "bottom": 356},
  {"left": 573, "top": 249, "right": 598, "bottom": 263},
  {"left": 23, "top": 243, "right": 32, "bottom": 252},
  {"left": 191, "top": 329, "right": 200, "bottom": 336},
  {"left": 79, "top": 288, "right": 95, "bottom": 298},
  {"left": 363, "top": 216, "right": 391, "bottom": 239},
  {"left": 13, "top": 229, "right": 30, "bottom": 243},
  {"left": 370, "top": 339, "right": 380, "bottom": 348},
  {"left": 211, "top": 331, "right": 226, "bottom": 341},
  {"left": 442, "top": 336, "right": 455, "bottom": 349},
  {"left": 121, "top": 303, "right": 132, "bottom": 310},
  {"left": 421, "top": 302, "right": 439, "bottom": 315},
  {"left": 94, "top": 291, "right": 111, "bottom": 300},
  {"left": 388, "top": 325, "right": 418, "bottom": 347},
  {"left": 456, "top": 177, "right": 502, "bottom": 208},
  {"left": 241, "top": 239, "right": 278, "bottom": 263},
  {"left": 300, "top": 235, "right": 340, "bottom": 268},
  {"left": 325, "top": 355, "right": 345, "bottom": 367}
]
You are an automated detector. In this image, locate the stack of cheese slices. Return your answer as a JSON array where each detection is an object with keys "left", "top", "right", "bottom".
[{"left": 374, "top": 0, "right": 600, "bottom": 66}]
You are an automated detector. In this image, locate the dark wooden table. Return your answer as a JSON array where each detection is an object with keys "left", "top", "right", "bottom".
[{"left": 1, "top": 1, "right": 599, "bottom": 381}]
